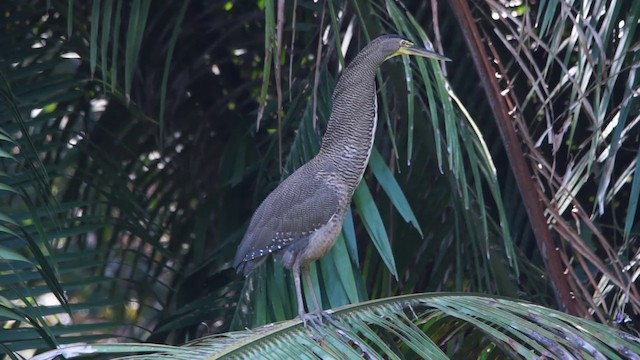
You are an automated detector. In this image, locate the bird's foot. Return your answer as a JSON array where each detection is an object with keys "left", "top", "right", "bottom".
[
  {"left": 300, "top": 311, "right": 321, "bottom": 327},
  {"left": 300, "top": 310, "right": 335, "bottom": 327}
]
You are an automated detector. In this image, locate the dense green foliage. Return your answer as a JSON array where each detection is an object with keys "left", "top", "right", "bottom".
[{"left": 0, "top": 0, "right": 638, "bottom": 358}]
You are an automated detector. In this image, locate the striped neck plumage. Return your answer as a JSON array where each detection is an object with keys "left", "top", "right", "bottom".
[{"left": 318, "top": 40, "right": 391, "bottom": 186}]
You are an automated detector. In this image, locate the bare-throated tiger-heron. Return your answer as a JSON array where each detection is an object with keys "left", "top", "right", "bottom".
[{"left": 233, "top": 34, "right": 448, "bottom": 325}]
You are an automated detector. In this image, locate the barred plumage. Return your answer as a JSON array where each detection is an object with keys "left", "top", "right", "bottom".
[{"left": 233, "top": 34, "right": 448, "bottom": 326}]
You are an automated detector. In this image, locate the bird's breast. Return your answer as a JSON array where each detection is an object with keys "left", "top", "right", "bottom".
[{"left": 299, "top": 211, "right": 346, "bottom": 263}]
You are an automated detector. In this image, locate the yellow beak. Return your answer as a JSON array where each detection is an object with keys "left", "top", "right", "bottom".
[
  {"left": 388, "top": 41, "right": 450, "bottom": 61},
  {"left": 398, "top": 44, "right": 450, "bottom": 61}
]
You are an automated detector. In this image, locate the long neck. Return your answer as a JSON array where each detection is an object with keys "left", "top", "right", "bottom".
[{"left": 318, "top": 44, "right": 387, "bottom": 189}]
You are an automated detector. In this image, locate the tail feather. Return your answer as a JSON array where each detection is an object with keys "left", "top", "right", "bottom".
[{"left": 233, "top": 253, "right": 268, "bottom": 276}]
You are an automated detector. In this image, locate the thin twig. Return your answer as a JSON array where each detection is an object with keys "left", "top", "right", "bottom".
[
  {"left": 312, "top": 3, "right": 326, "bottom": 132},
  {"left": 288, "top": 0, "right": 297, "bottom": 102},
  {"left": 275, "top": 0, "right": 285, "bottom": 173},
  {"left": 430, "top": 0, "right": 446, "bottom": 76}
]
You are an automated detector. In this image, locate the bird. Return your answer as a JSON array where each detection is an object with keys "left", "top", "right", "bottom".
[{"left": 233, "top": 34, "right": 448, "bottom": 325}]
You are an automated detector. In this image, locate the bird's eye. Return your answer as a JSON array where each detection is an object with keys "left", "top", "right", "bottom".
[{"left": 400, "top": 39, "right": 414, "bottom": 47}]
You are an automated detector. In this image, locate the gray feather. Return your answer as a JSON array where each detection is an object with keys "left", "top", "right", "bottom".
[
  {"left": 234, "top": 35, "right": 410, "bottom": 276},
  {"left": 233, "top": 159, "right": 340, "bottom": 274}
]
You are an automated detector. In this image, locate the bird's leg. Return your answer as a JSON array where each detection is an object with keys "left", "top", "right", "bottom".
[
  {"left": 292, "top": 261, "right": 309, "bottom": 326},
  {"left": 302, "top": 266, "right": 336, "bottom": 326},
  {"left": 302, "top": 267, "right": 322, "bottom": 317}
]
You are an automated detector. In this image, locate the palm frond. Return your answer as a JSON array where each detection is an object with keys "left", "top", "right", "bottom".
[
  {"left": 33, "top": 294, "right": 640, "bottom": 359},
  {"left": 482, "top": 0, "right": 640, "bottom": 320}
]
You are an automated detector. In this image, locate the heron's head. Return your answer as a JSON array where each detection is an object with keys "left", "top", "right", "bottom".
[{"left": 372, "top": 34, "right": 449, "bottom": 62}]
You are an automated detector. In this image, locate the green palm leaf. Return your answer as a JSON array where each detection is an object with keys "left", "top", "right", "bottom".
[{"left": 33, "top": 294, "right": 640, "bottom": 359}]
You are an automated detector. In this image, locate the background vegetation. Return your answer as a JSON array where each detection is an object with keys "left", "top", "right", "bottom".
[{"left": 0, "top": 0, "right": 638, "bottom": 358}]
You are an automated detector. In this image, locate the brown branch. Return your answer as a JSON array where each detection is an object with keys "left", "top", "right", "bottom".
[{"left": 447, "top": 0, "right": 583, "bottom": 316}]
